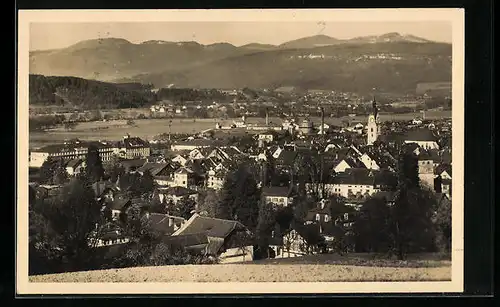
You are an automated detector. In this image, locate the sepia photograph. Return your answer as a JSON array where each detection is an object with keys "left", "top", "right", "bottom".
[{"left": 17, "top": 9, "right": 464, "bottom": 294}]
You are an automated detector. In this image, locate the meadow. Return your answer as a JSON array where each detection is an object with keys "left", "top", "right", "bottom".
[
  {"left": 29, "top": 110, "right": 451, "bottom": 148},
  {"left": 29, "top": 253, "right": 451, "bottom": 283}
]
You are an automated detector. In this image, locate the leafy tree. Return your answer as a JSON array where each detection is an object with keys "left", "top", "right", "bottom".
[
  {"left": 218, "top": 164, "right": 260, "bottom": 230},
  {"left": 433, "top": 195, "right": 451, "bottom": 254},
  {"left": 137, "top": 170, "right": 155, "bottom": 195},
  {"left": 352, "top": 196, "right": 393, "bottom": 253},
  {"left": 256, "top": 202, "right": 278, "bottom": 256},
  {"left": 52, "top": 159, "right": 69, "bottom": 185},
  {"left": 39, "top": 157, "right": 58, "bottom": 184},
  {"left": 85, "top": 144, "right": 105, "bottom": 182},
  {"left": 31, "top": 178, "right": 105, "bottom": 272},
  {"left": 197, "top": 190, "right": 220, "bottom": 217},
  {"left": 389, "top": 147, "right": 437, "bottom": 260},
  {"left": 172, "top": 196, "right": 197, "bottom": 220}
]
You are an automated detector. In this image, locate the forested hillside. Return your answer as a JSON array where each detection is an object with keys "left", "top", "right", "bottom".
[{"left": 29, "top": 74, "right": 157, "bottom": 108}]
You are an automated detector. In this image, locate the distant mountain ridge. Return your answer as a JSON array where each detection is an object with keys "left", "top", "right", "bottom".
[{"left": 29, "top": 32, "right": 450, "bottom": 94}]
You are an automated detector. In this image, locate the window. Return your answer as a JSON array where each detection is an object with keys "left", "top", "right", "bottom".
[
  {"left": 344, "top": 213, "right": 349, "bottom": 220},
  {"left": 316, "top": 214, "right": 321, "bottom": 221},
  {"left": 324, "top": 215, "right": 330, "bottom": 222},
  {"left": 371, "top": 128, "right": 374, "bottom": 132}
]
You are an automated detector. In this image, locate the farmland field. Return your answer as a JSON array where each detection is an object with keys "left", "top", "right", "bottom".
[
  {"left": 29, "top": 110, "right": 451, "bottom": 148},
  {"left": 29, "top": 253, "right": 451, "bottom": 283}
]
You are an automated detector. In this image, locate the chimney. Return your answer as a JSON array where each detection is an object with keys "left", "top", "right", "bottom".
[
  {"left": 169, "top": 218, "right": 173, "bottom": 227},
  {"left": 266, "top": 109, "right": 269, "bottom": 126}
]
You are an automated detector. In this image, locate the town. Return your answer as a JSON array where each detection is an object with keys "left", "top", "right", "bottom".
[{"left": 28, "top": 98, "right": 452, "bottom": 275}]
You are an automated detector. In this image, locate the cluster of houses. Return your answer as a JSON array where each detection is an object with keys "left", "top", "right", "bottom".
[{"left": 28, "top": 100, "right": 452, "bottom": 262}]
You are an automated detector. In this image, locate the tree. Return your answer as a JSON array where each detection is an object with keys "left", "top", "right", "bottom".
[
  {"left": 137, "top": 170, "right": 155, "bottom": 196},
  {"left": 218, "top": 164, "right": 260, "bottom": 230},
  {"left": 197, "top": 190, "right": 220, "bottom": 217},
  {"left": 255, "top": 202, "right": 278, "bottom": 257},
  {"left": 33, "top": 178, "right": 105, "bottom": 272},
  {"left": 389, "top": 147, "right": 437, "bottom": 260},
  {"left": 352, "top": 196, "right": 393, "bottom": 253},
  {"left": 39, "top": 157, "right": 58, "bottom": 184},
  {"left": 86, "top": 144, "right": 105, "bottom": 182},
  {"left": 52, "top": 159, "right": 69, "bottom": 185},
  {"left": 172, "top": 196, "right": 197, "bottom": 220},
  {"left": 433, "top": 195, "right": 451, "bottom": 254}
]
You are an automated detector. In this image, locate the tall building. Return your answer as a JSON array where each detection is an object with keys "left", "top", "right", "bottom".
[{"left": 367, "top": 98, "right": 380, "bottom": 145}]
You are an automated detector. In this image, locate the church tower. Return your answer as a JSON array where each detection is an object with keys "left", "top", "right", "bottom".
[{"left": 367, "top": 97, "right": 380, "bottom": 145}]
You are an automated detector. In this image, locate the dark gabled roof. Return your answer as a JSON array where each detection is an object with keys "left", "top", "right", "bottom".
[
  {"left": 261, "top": 186, "right": 294, "bottom": 197},
  {"left": 173, "top": 213, "right": 248, "bottom": 239},
  {"left": 142, "top": 213, "right": 186, "bottom": 235},
  {"left": 107, "top": 195, "right": 131, "bottom": 211},
  {"left": 120, "top": 137, "right": 150, "bottom": 149},
  {"left": 275, "top": 150, "right": 298, "bottom": 165},
  {"left": 161, "top": 232, "right": 209, "bottom": 248},
  {"left": 404, "top": 129, "right": 438, "bottom": 142},
  {"left": 119, "top": 158, "right": 147, "bottom": 169},
  {"left": 331, "top": 168, "right": 397, "bottom": 187},
  {"left": 417, "top": 150, "right": 434, "bottom": 161},
  {"left": 332, "top": 168, "right": 377, "bottom": 186},
  {"left": 65, "top": 158, "right": 83, "bottom": 168},
  {"left": 91, "top": 181, "right": 116, "bottom": 197},
  {"left": 173, "top": 139, "right": 227, "bottom": 148},
  {"left": 435, "top": 163, "right": 452, "bottom": 177},
  {"left": 137, "top": 162, "right": 168, "bottom": 175}
]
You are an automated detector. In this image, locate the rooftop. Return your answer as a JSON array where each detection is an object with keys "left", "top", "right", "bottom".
[{"left": 172, "top": 213, "right": 248, "bottom": 239}]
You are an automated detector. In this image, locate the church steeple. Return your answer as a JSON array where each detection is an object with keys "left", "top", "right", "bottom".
[
  {"left": 367, "top": 95, "right": 379, "bottom": 145},
  {"left": 372, "top": 95, "right": 378, "bottom": 121}
]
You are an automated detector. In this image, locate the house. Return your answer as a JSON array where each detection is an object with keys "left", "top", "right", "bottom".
[
  {"left": 141, "top": 212, "right": 186, "bottom": 236},
  {"left": 136, "top": 162, "right": 169, "bottom": 176},
  {"left": 276, "top": 222, "right": 326, "bottom": 258},
  {"left": 435, "top": 164, "right": 452, "bottom": 197},
  {"left": 326, "top": 168, "right": 397, "bottom": 199},
  {"left": 417, "top": 150, "right": 436, "bottom": 188},
  {"left": 169, "top": 213, "right": 254, "bottom": 263},
  {"left": 404, "top": 129, "right": 440, "bottom": 150},
  {"left": 189, "top": 148, "right": 206, "bottom": 160},
  {"left": 157, "top": 186, "right": 199, "bottom": 205},
  {"left": 332, "top": 157, "right": 365, "bottom": 173},
  {"left": 358, "top": 150, "right": 396, "bottom": 171},
  {"left": 105, "top": 195, "right": 132, "bottom": 221},
  {"left": 119, "top": 158, "right": 147, "bottom": 173},
  {"left": 170, "top": 139, "right": 227, "bottom": 151},
  {"left": 258, "top": 131, "right": 277, "bottom": 143},
  {"left": 261, "top": 186, "right": 295, "bottom": 207},
  {"left": 65, "top": 158, "right": 85, "bottom": 176},
  {"left": 173, "top": 167, "right": 196, "bottom": 188},
  {"left": 117, "top": 135, "right": 151, "bottom": 159},
  {"left": 91, "top": 226, "right": 130, "bottom": 248},
  {"left": 207, "top": 168, "right": 228, "bottom": 190},
  {"left": 172, "top": 153, "right": 189, "bottom": 166}
]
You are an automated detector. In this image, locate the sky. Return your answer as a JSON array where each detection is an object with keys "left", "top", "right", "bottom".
[{"left": 30, "top": 21, "right": 452, "bottom": 51}]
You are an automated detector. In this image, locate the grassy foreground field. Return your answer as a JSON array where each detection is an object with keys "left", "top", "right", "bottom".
[
  {"left": 29, "top": 254, "right": 451, "bottom": 283},
  {"left": 29, "top": 110, "right": 451, "bottom": 148}
]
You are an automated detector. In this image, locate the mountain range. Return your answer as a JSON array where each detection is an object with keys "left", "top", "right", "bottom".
[{"left": 29, "top": 33, "right": 451, "bottom": 93}]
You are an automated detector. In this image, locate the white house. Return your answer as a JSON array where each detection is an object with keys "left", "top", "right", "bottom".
[
  {"left": 404, "top": 129, "right": 440, "bottom": 150},
  {"left": 172, "top": 154, "right": 189, "bottom": 166},
  {"left": 359, "top": 153, "right": 380, "bottom": 170},
  {"left": 261, "top": 187, "right": 295, "bottom": 207},
  {"left": 65, "top": 158, "right": 85, "bottom": 176}
]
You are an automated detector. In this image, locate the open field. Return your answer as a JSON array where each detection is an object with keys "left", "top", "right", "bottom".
[
  {"left": 29, "top": 111, "right": 451, "bottom": 148},
  {"left": 29, "top": 253, "right": 451, "bottom": 283}
]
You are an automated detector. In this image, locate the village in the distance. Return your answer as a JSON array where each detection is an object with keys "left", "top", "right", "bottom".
[{"left": 26, "top": 30, "right": 453, "bottom": 283}]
